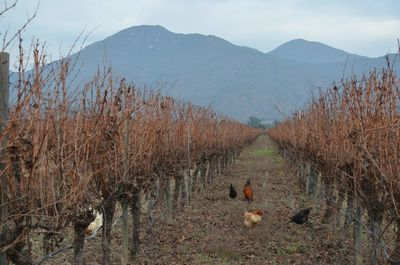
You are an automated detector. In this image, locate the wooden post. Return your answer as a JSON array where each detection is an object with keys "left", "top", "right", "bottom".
[
  {"left": 121, "top": 197, "right": 129, "bottom": 265},
  {"left": 159, "top": 172, "right": 172, "bottom": 224},
  {"left": 131, "top": 186, "right": 141, "bottom": 257},
  {"left": 73, "top": 223, "right": 88, "bottom": 265},
  {"left": 199, "top": 162, "right": 206, "bottom": 191},
  {"left": 102, "top": 195, "right": 116, "bottom": 265},
  {"left": 180, "top": 171, "right": 187, "bottom": 208},
  {"left": 172, "top": 175, "right": 181, "bottom": 213},
  {"left": 344, "top": 192, "right": 354, "bottom": 228},
  {"left": 322, "top": 179, "right": 335, "bottom": 225},
  {"left": 159, "top": 174, "right": 166, "bottom": 223},
  {"left": 121, "top": 118, "right": 129, "bottom": 265},
  {"left": 73, "top": 211, "right": 95, "bottom": 265},
  {"left": 309, "top": 166, "right": 317, "bottom": 195},
  {"left": 370, "top": 218, "right": 379, "bottom": 265},
  {"left": 185, "top": 169, "right": 191, "bottom": 205},
  {"left": 305, "top": 163, "right": 311, "bottom": 194},
  {"left": 368, "top": 210, "right": 383, "bottom": 265},
  {"left": 334, "top": 182, "right": 345, "bottom": 234},
  {"left": 165, "top": 176, "right": 172, "bottom": 224},
  {"left": 354, "top": 200, "right": 362, "bottom": 265},
  {"left": 339, "top": 191, "right": 353, "bottom": 247},
  {"left": 207, "top": 160, "right": 213, "bottom": 184},
  {"left": 297, "top": 162, "right": 305, "bottom": 189},
  {"left": 0, "top": 52, "right": 9, "bottom": 265},
  {"left": 314, "top": 171, "right": 321, "bottom": 210},
  {"left": 191, "top": 164, "right": 199, "bottom": 193},
  {"left": 146, "top": 180, "right": 159, "bottom": 236}
]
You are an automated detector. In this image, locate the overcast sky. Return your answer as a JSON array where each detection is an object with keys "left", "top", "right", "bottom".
[{"left": 1, "top": 0, "right": 400, "bottom": 67}]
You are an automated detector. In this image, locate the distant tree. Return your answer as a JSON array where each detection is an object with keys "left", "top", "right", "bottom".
[{"left": 247, "top": 116, "right": 266, "bottom": 130}]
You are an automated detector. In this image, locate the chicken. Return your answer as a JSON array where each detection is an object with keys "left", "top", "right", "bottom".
[
  {"left": 243, "top": 179, "right": 253, "bottom": 202},
  {"left": 289, "top": 207, "right": 312, "bottom": 224},
  {"left": 85, "top": 209, "right": 103, "bottom": 237},
  {"left": 229, "top": 184, "right": 237, "bottom": 199},
  {"left": 244, "top": 210, "right": 263, "bottom": 228}
]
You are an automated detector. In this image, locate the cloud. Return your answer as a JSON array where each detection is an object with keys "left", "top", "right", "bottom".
[{"left": 1, "top": 0, "right": 399, "bottom": 64}]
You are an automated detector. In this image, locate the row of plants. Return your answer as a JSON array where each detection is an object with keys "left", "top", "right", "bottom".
[
  {"left": 268, "top": 64, "right": 400, "bottom": 265},
  {"left": 0, "top": 44, "right": 260, "bottom": 264}
]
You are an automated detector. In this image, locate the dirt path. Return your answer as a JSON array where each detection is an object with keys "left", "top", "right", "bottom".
[{"left": 135, "top": 135, "right": 348, "bottom": 265}]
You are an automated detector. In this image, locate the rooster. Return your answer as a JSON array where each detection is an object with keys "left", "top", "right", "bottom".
[
  {"left": 229, "top": 184, "right": 237, "bottom": 199},
  {"left": 85, "top": 209, "right": 103, "bottom": 238},
  {"left": 289, "top": 207, "right": 312, "bottom": 225},
  {"left": 243, "top": 179, "right": 253, "bottom": 202},
  {"left": 244, "top": 210, "right": 263, "bottom": 228}
]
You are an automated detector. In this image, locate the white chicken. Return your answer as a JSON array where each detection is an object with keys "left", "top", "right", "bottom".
[
  {"left": 244, "top": 210, "right": 263, "bottom": 228},
  {"left": 85, "top": 209, "right": 103, "bottom": 238}
]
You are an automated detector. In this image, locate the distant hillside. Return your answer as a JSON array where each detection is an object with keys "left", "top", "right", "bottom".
[
  {"left": 11, "top": 25, "right": 399, "bottom": 121},
  {"left": 268, "top": 39, "right": 367, "bottom": 64}
]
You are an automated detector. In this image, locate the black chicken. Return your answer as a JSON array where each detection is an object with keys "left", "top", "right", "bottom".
[
  {"left": 229, "top": 184, "right": 237, "bottom": 199},
  {"left": 289, "top": 207, "right": 312, "bottom": 224}
]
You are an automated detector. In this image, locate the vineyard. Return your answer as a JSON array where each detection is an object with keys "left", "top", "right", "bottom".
[
  {"left": 0, "top": 46, "right": 260, "bottom": 265},
  {"left": 2, "top": 48, "right": 400, "bottom": 265},
  {"left": 268, "top": 63, "right": 400, "bottom": 264},
  {"left": 2, "top": 2, "right": 400, "bottom": 265}
]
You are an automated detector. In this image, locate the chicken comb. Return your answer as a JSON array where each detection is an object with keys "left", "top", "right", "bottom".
[{"left": 254, "top": 210, "right": 263, "bottom": 216}]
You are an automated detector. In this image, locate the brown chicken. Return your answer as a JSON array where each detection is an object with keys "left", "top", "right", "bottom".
[{"left": 243, "top": 179, "right": 253, "bottom": 202}]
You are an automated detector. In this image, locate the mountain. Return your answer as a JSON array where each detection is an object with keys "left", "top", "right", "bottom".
[
  {"left": 268, "top": 39, "right": 367, "bottom": 64},
  {"left": 12, "top": 25, "right": 399, "bottom": 121}
]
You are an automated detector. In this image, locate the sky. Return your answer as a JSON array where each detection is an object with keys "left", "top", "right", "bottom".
[{"left": 1, "top": 0, "right": 400, "bottom": 67}]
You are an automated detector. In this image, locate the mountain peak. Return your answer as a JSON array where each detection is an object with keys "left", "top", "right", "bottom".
[
  {"left": 278, "top": 39, "right": 344, "bottom": 52},
  {"left": 97, "top": 24, "right": 173, "bottom": 49},
  {"left": 268, "top": 38, "right": 365, "bottom": 63},
  {"left": 117, "top": 24, "right": 171, "bottom": 36},
  {"left": 284, "top": 38, "right": 324, "bottom": 45},
  {"left": 129, "top": 25, "right": 169, "bottom": 32}
]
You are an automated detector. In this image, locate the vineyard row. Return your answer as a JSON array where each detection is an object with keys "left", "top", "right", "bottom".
[
  {"left": 268, "top": 64, "right": 400, "bottom": 265},
  {"left": 0, "top": 49, "right": 260, "bottom": 264}
]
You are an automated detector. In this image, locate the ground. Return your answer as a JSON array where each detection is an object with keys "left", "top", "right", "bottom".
[
  {"left": 134, "top": 135, "right": 352, "bottom": 265},
  {"left": 39, "top": 135, "right": 354, "bottom": 264}
]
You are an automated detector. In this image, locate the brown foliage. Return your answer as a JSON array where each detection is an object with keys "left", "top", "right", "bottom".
[{"left": 269, "top": 68, "right": 400, "bottom": 217}]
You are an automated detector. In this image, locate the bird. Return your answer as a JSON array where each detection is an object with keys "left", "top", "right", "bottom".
[
  {"left": 244, "top": 210, "right": 263, "bottom": 228},
  {"left": 289, "top": 207, "right": 312, "bottom": 224},
  {"left": 85, "top": 209, "right": 103, "bottom": 237},
  {"left": 229, "top": 184, "right": 237, "bottom": 199},
  {"left": 243, "top": 179, "right": 253, "bottom": 202}
]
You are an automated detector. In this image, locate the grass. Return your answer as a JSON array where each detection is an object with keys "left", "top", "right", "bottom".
[
  {"left": 251, "top": 147, "right": 282, "bottom": 164},
  {"left": 252, "top": 147, "right": 276, "bottom": 157}
]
